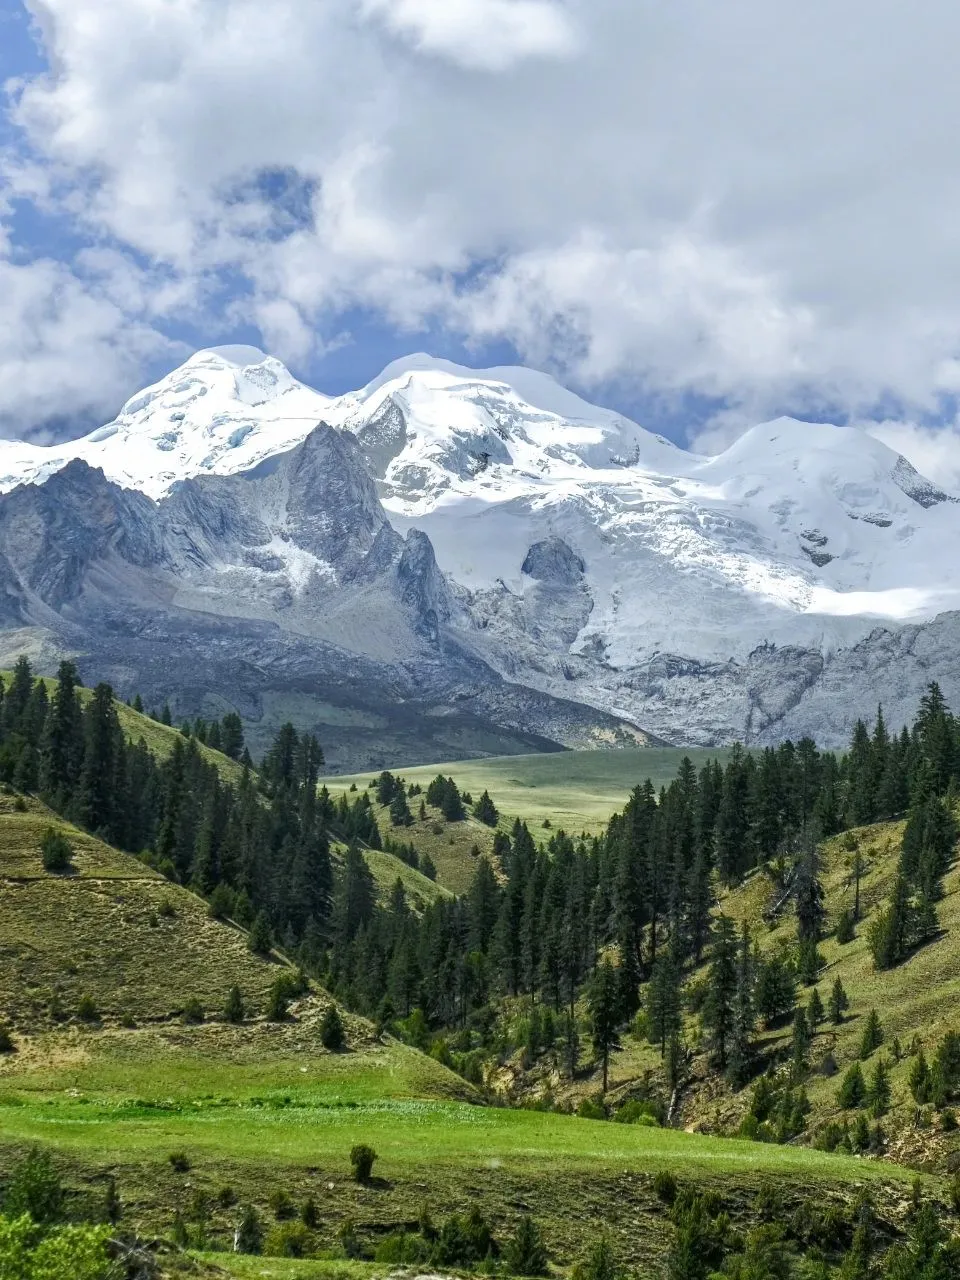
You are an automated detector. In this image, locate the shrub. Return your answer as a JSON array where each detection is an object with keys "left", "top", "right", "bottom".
[
  {"left": 577, "top": 1097, "right": 607, "bottom": 1121},
  {"left": 119, "top": 1012, "right": 136, "bottom": 1029},
  {"left": 248, "top": 911, "right": 272, "bottom": 955},
  {"left": 266, "top": 977, "right": 292, "bottom": 1022},
  {"left": 264, "top": 1221, "right": 311, "bottom": 1258},
  {"left": 0, "top": 1024, "right": 15, "bottom": 1053},
  {"left": 76, "top": 994, "right": 99, "bottom": 1023},
  {"left": 375, "top": 1232, "right": 430, "bottom": 1264},
  {"left": 236, "top": 1204, "right": 263, "bottom": 1254},
  {"left": 321, "top": 1005, "right": 346, "bottom": 1050},
  {"left": 158, "top": 897, "right": 176, "bottom": 918},
  {"left": 269, "top": 1188, "right": 296, "bottom": 1220},
  {"left": 168, "top": 1151, "right": 191, "bottom": 1173},
  {"left": 431, "top": 1207, "right": 496, "bottom": 1267},
  {"left": 653, "top": 1170, "right": 678, "bottom": 1205},
  {"left": 217, "top": 1185, "right": 238, "bottom": 1208},
  {"left": 300, "top": 1197, "right": 319, "bottom": 1228},
  {"left": 571, "top": 1236, "right": 620, "bottom": 1280},
  {"left": 0, "top": 1218, "right": 112, "bottom": 1280},
  {"left": 337, "top": 1217, "right": 364, "bottom": 1259},
  {"left": 40, "top": 827, "right": 73, "bottom": 872},
  {"left": 504, "top": 1215, "right": 548, "bottom": 1276},
  {"left": 208, "top": 883, "right": 234, "bottom": 920},
  {"left": 350, "top": 1143, "right": 377, "bottom": 1182},
  {"left": 835, "top": 908, "right": 855, "bottom": 944},
  {"left": 224, "top": 984, "right": 245, "bottom": 1024},
  {"left": 4, "top": 1146, "right": 64, "bottom": 1223},
  {"left": 182, "top": 998, "right": 204, "bottom": 1025}
]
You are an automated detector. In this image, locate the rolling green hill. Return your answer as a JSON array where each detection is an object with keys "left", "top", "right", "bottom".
[
  {"left": 324, "top": 746, "right": 734, "bottom": 837},
  {"left": 0, "top": 787, "right": 919, "bottom": 1277}
]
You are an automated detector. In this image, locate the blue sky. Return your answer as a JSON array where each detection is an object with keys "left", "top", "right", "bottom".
[{"left": 4, "top": 0, "right": 960, "bottom": 484}]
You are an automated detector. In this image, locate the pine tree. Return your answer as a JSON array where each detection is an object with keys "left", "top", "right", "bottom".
[
  {"left": 588, "top": 959, "right": 622, "bottom": 1094},
  {"left": 248, "top": 912, "right": 272, "bottom": 956},
  {"left": 727, "top": 923, "right": 755, "bottom": 1087},
  {"left": 702, "top": 914, "right": 738, "bottom": 1070},
  {"left": 220, "top": 712, "right": 245, "bottom": 761},
  {"left": 859, "top": 1008, "right": 884, "bottom": 1059},
  {"left": 867, "top": 1057, "right": 891, "bottom": 1117},
  {"left": 224, "top": 985, "right": 245, "bottom": 1024},
  {"left": 321, "top": 1005, "right": 345, "bottom": 1050},
  {"left": 909, "top": 1048, "right": 931, "bottom": 1104},
  {"left": 838, "top": 1062, "right": 867, "bottom": 1109},
  {"left": 646, "top": 950, "right": 682, "bottom": 1058},
  {"left": 504, "top": 1216, "right": 548, "bottom": 1277},
  {"left": 828, "top": 976, "right": 849, "bottom": 1025},
  {"left": 806, "top": 987, "right": 824, "bottom": 1027},
  {"left": 474, "top": 790, "right": 499, "bottom": 827},
  {"left": 390, "top": 789, "right": 413, "bottom": 827},
  {"left": 39, "top": 660, "right": 82, "bottom": 802}
]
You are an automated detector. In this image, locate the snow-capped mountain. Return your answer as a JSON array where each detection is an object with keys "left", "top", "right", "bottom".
[{"left": 2, "top": 344, "right": 960, "bottom": 760}]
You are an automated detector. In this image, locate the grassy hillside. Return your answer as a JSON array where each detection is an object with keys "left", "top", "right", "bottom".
[
  {"left": 324, "top": 746, "right": 734, "bottom": 837},
  {"left": 0, "top": 786, "right": 920, "bottom": 1275},
  {"left": 0, "top": 790, "right": 347, "bottom": 1029}
]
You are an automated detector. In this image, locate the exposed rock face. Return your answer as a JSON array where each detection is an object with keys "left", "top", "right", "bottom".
[
  {"left": 0, "top": 426, "right": 648, "bottom": 769},
  {"left": 5, "top": 348, "right": 960, "bottom": 760}
]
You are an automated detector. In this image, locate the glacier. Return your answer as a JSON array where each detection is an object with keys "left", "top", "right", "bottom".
[{"left": 2, "top": 344, "right": 959, "bottom": 761}]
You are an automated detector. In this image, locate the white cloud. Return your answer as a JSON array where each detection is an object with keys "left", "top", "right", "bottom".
[
  {"left": 865, "top": 420, "right": 960, "bottom": 496},
  {"left": 357, "top": 0, "right": 577, "bottom": 70},
  {"left": 9, "top": 0, "right": 960, "bottom": 441},
  {"left": 0, "top": 255, "right": 180, "bottom": 437}
]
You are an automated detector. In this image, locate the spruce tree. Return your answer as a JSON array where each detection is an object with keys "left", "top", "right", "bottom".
[
  {"left": 806, "top": 987, "right": 824, "bottom": 1027},
  {"left": 867, "top": 1057, "right": 891, "bottom": 1117},
  {"left": 828, "top": 976, "right": 849, "bottom": 1025},
  {"left": 588, "top": 959, "right": 622, "bottom": 1094},
  {"left": 474, "top": 790, "right": 499, "bottom": 827},
  {"left": 248, "top": 912, "right": 272, "bottom": 956},
  {"left": 224, "top": 985, "right": 245, "bottom": 1024},
  {"left": 859, "top": 1008, "right": 884, "bottom": 1059},
  {"left": 838, "top": 1062, "right": 867, "bottom": 1109},
  {"left": 702, "top": 914, "right": 738, "bottom": 1070},
  {"left": 646, "top": 950, "right": 682, "bottom": 1058}
]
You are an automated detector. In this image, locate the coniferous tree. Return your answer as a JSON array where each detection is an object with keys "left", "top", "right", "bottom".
[
  {"left": 646, "top": 950, "right": 682, "bottom": 1058},
  {"left": 859, "top": 1008, "right": 884, "bottom": 1059},
  {"left": 474, "top": 790, "right": 499, "bottom": 827},
  {"left": 829, "top": 976, "right": 850, "bottom": 1025},
  {"left": 588, "top": 959, "right": 622, "bottom": 1094},
  {"left": 702, "top": 914, "right": 738, "bottom": 1070}
]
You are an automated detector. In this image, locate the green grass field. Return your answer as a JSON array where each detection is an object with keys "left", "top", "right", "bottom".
[
  {"left": 0, "top": 1031, "right": 910, "bottom": 1274},
  {"left": 324, "top": 748, "right": 732, "bottom": 836}
]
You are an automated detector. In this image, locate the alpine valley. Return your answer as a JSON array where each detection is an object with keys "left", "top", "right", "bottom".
[{"left": 1, "top": 345, "right": 958, "bottom": 769}]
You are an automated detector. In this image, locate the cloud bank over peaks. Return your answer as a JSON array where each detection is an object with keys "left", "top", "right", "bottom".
[{"left": 6, "top": 0, "right": 960, "bottom": 459}]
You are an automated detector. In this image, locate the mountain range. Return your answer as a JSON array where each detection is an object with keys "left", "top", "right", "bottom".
[{"left": 1, "top": 345, "right": 959, "bottom": 768}]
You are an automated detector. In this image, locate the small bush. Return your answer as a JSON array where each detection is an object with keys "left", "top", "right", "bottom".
[
  {"left": 168, "top": 1151, "right": 191, "bottom": 1173},
  {"left": 375, "top": 1232, "right": 429, "bottom": 1264},
  {"left": 265, "top": 1221, "right": 311, "bottom": 1258},
  {"left": 269, "top": 1188, "right": 296, "bottom": 1220},
  {"left": 4, "top": 1146, "right": 64, "bottom": 1223},
  {"left": 0, "top": 1024, "right": 15, "bottom": 1053},
  {"left": 236, "top": 1204, "right": 263, "bottom": 1254},
  {"left": 208, "top": 883, "right": 234, "bottom": 920},
  {"left": 350, "top": 1143, "right": 377, "bottom": 1182},
  {"left": 119, "top": 1012, "right": 136, "bottom": 1029},
  {"left": 504, "top": 1215, "right": 548, "bottom": 1276},
  {"left": 76, "top": 994, "right": 99, "bottom": 1023},
  {"left": 224, "top": 984, "right": 245, "bottom": 1024},
  {"left": 321, "top": 1005, "right": 346, "bottom": 1051},
  {"left": 577, "top": 1097, "right": 607, "bottom": 1121},
  {"left": 217, "top": 1185, "right": 238, "bottom": 1208},
  {"left": 300, "top": 1197, "right": 319, "bottom": 1228},
  {"left": 653, "top": 1170, "right": 678, "bottom": 1205},
  {"left": 158, "top": 897, "right": 176, "bottom": 919},
  {"left": 13, "top": 795, "right": 27, "bottom": 811},
  {"left": 337, "top": 1217, "right": 364, "bottom": 1259},
  {"left": 40, "top": 827, "right": 73, "bottom": 872},
  {"left": 182, "top": 998, "right": 204, "bottom": 1025}
]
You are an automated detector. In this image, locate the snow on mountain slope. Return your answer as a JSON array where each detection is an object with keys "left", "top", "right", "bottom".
[
  {"left": 0, "top": 347, "right": 333, "bottom": 500},
  {"left": 3, "top": 346, "right": 960, "bottom": 742}
]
